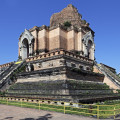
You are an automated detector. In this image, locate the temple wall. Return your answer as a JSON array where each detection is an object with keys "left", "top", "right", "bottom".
[
  {"left": 30, "top": 27, "right": 88, "bottom": 53},
  {"left": 77, "top": 31, "right": 83, "bottom": 51},
  {"left": 38, "top": 29, "right": 46, "bottom": 51},
  {"left": 33, "top": 58, "right": 63, "bottom": 71},
  {"left": 16, "top": 74, "right": 67, "bottom": 83},
  {"left": 60, "top": 29, "right": 67, "bottom": 38},
  {"left": 46, "top": 31, "right": 49, "bottom": 51},
  {"left": 60, "top": 29, "right": 67, "bottom": 50},
  {"left": 49, "top": 28, "right": 60, "bottom": 50},
  {"left": 17, "top": 67, "right": 103, "bottom": 83},
  {"left": 74, "top": 32, "right": 78, "bottom": 51},
  {"left": 30, "top": 54, "right": 93, "bottom": 72},
  {"left": 67, "top": 30, "right": 75, "bottom": 51},
  {"left": 31, "top": 27, "right": 85, "bottom": 52}
]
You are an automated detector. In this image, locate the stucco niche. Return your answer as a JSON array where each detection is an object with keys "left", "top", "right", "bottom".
[
  {"left": 82, "top": 31, "right": 95, "bottom": 60},
  {"left": 19, "top": 29, "right": 34, "bottom": 60}
]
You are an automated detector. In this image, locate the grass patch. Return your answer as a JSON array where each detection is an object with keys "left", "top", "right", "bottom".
[
  {"left": 1, "top": 98, "right": 120, "bottom": 119},
  {"left": 0, "top": 98, "right": 97, "bottom": 118}
]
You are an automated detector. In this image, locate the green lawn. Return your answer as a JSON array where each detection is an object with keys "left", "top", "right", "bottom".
[{"left": 0, "top": 98, "right": 120, "bottom": 119}]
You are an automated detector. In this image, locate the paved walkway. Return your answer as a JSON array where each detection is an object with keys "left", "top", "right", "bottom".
[{"left": 0, "top": 104, "right": 119, "bottom": 120}]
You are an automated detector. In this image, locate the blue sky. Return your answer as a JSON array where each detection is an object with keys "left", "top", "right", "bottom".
[{"left": 0, "top": 0, "right": 120, "bottom": 73}]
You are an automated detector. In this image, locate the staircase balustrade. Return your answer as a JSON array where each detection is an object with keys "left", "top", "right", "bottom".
[
  {"left": 0, "top": 61, "right": 25, "bottom": 90},
  {"left": 95, "top": 63, "right": 120, "bottom": 88}
]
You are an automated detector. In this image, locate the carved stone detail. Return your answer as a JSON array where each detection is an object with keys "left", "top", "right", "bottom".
[
  {"left": 82, "top": 31, "right": 95, "bottom": 60},
  {"left": 38, "top": 63, "right": 42, "bottom": 68},
  {"left": 59, "top": 60, "right": 66, "bottom": 66},
  {"left": 19, "top": 29, "right": 34, "bottom": 60},
  {"left": 49, "top": 62, "right": 53, "bottom": 67}
]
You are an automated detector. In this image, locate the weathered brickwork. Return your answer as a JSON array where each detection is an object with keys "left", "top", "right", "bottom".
[
  {"left": 25, "top": 49, "right": 93, "bottom": 71},
  {"left": 50, "top": 4, "right": 83, "bottom": 28},
  {"left": 60, "top": 36, "right": 67, "bottom": 50},
  {"left": 18, "top": 4, "right": 95, "bottom": 61}
]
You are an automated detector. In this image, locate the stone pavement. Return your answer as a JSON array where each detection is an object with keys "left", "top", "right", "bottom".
[{"left": 0, "top": 104, "right": 119, "bottom": 120}]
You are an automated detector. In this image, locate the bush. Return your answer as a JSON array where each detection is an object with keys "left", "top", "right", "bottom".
[
  {"left": 64, "top": 21, "right": 71, "bottom": 27},
  {"left": 0, "top": 91, "right": 6, "bottom": 96}
]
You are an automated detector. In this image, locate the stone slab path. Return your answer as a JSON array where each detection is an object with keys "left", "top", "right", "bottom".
[{"left": 0, "top": 104, "right": 119, "bottom": 120}]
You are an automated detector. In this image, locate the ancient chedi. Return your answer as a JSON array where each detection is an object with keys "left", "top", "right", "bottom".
[
  {"left": 1, "top": 4, "right": 117, "bottom": 103},
  {"left": 19, "top": 4, "right": 95, "bottom": 61}
]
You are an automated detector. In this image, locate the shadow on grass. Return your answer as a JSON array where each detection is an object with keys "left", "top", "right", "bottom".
[{"left": 20, "top": 114, "right": 52, "bottom": 120}]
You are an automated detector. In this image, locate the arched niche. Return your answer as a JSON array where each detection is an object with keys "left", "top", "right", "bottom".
[
  {"left": 19, "top": 29, "right": 34, "bottom": 60},
  {"left": 87, "top": 40, "right": 93, "bottom": 59},
  {"left": 82, "top": 31, "right": 95, "bottom": 60},
  {"left": 22, "top": 38, "right": 29, "bottom": 59}
]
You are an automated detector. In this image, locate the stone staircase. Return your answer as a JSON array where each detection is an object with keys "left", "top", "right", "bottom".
[
  {"left": 0, "top": 63, "right": 14, "bottom": 81},
  {"left": 95, "top": 63, "right": 120, "bottom": 88},
  {"left": 0, "top": 63, "right": 13, "bottom": 76},
  {"left": 7, "top": 79, "right": 119, "bottom": 103},
  {"left": 5, "top": 61, "right": 120, "bottom": 103},
  {"left": 0, "top": 61, "right": 24, "bottom": 90}
]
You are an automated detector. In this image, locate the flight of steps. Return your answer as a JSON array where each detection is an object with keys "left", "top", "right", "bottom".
[
  {"left": 5, "top": 62, "right": 120, "bottom": 103},
  {"left": 0, "top": 61, "right": 24, "bottom": 90},
  {"left": 7, "top": 79, "right": 119, "bottom": 103},
  {"left": 95, "top": 63, "right": 120, "bottom": 89}
]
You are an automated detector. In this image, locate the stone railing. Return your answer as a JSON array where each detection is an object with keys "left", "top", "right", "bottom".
[
  {"left": 95, "top": 63, "right": 120, "bottom": 88},
  {"left": 0, "top": 61, "right": 24, "bottom": 90},
  {"left": 0, "top": 62, "right": 13, "bottom": 68},
  {"left": 26, "top": 49, "right": 93, "bottom": 64},
  {"left": 101, "top": 64, "right": 120, "bottom": 82}
]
